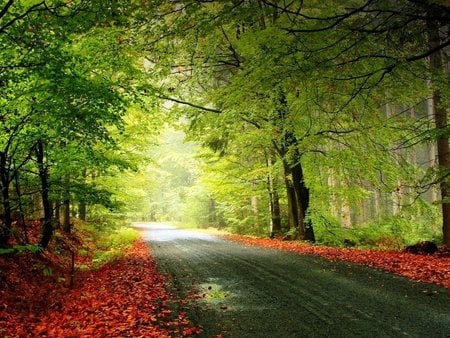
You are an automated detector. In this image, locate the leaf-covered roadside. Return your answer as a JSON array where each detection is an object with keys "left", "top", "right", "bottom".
[
  {"left": 0, "top": 239, "right": 201, "bottom": 337},
  {"left": 225, "top": 236, "right": 450, "bottom": 289}
]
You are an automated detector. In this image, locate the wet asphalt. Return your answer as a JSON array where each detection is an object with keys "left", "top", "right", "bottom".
[{"left": 136, "top": 223, "right": 450, "bottom": 338}]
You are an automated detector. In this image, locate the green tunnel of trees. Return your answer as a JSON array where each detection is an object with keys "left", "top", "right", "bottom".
[{"left": 1, "top": 0, "right": 449, "bottom": 249}]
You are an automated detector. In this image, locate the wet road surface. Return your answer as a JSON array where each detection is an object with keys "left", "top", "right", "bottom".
[{"left": 136, "top": 223, "right": 450, "bottom": 337}]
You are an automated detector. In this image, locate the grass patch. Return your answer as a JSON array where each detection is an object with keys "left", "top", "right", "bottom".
[{"left": 91, "top": 226, "right": 140, "bottom": 268}]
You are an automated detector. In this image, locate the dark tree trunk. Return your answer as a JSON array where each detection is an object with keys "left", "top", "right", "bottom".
[
  {"left": 62, "top": 176, "right": 71, "bottom": 233},
  {"left": 78, "top": 202, "right": 86, "bottom": 221},
  {"left": 63, "top": 198, "right": 70, "bottom": 233},
  {"left": 427, "top": 20, "right": 450, "bottom": 247},
  {"left": 283, "top": 164, "right": 298, "bottom": 233},
  {"left": 35, "top": 140, "right": 53, "bottom": 249},
  {"left": 273, "top": 87, "right": 315, "bottom": 241},
  {"left": 13, "top": 165, "right": 28, "bottom": 243},
  {"left": 283, "top": 158, "right": 315, "bottom": 241},
  {"left": 291, "top": 158, "right": 315, "bottom": 242},
  {"left": 54, "top": 201, "right": 61, "bottom": 228},
  {"left": 0, "top": 152, "right": 12, "bottom": 248},
  {"left": 0, "top": 186, "right": 12, "bottom": 248}
]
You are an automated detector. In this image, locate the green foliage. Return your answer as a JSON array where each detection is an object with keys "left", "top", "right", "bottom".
[
  {"left": 0, "top": 244, "right": 42, "bottom": 255},
  {"left": 92, "top": 227, "right": 140, "bottom": 268},
  {"left": 1, "top": 0, "right": 448, "bottom": 248},
  {"left": 313, "top": 206, "right": 441, "bottom": 249},
  {"left": 33, "top": 264, "right": 52, "bottom": 277}
]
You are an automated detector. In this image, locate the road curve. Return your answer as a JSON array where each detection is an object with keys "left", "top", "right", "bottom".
[{"left": 136, "top": 223, "right": 450, "bottom": 338}]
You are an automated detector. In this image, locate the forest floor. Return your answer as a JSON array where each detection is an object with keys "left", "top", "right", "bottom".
[
  {"left": 1, "top": 223, "right": 449, "bottom": 337},
  {"left": 0, "top": 225, "right": 201, "bottom": 337}
]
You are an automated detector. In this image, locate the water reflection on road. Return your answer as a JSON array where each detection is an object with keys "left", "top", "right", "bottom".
[{"left": 132, "top": 222, "right": 222, "bottom": 243}]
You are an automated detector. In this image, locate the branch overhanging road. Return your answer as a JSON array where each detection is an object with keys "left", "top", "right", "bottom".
[{"left": 136, "top": 223, "right": 450, "bottom": 338}]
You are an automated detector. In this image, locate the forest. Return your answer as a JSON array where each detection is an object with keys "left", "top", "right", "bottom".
[{"left": 0, "top": 0, "right": 449, "bottom": 251}]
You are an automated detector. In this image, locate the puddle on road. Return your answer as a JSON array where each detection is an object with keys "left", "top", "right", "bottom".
[
  {"left": 199, "top": 283, "right": 233, "bottom": 300},
  {"left": 197, "top": 278, "right": 236, "bottom": 310}
]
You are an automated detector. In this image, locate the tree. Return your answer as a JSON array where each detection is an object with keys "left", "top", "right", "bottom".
[
  {"left": 0, "top": 0, "right": 149, "bottom": 247},
  {"left": 267, "top": 0, "right": 450, "bottom": 244},
  {"left": 136, "top": 0, "right": 448, "bottom": 246}
]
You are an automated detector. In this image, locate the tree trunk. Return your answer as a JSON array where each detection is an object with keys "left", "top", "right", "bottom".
[
  {"left": 13, "top": 165, "right": 28, "bottom": 243},
  {"left": 63, "top": 198, "right": 70, "bottom": 232},
  {"left": 0, "top": 152, "right": 12, "bottom": 248},
  {"left": 427, "top": 20, "right": 450, "bottom": 246},
  {"left": 54, "top": 201, "right": 61, "bottom": 228},
  {"left": 78, "top": 168, "right": 87, "bottom": 221},
  {"left": 266, "top": 156, "right": 281, "bottom": 236},
  {"left": 0, "top": 185, "right": 12, "bottom": 248},
  {"left": 282, "top": 158, "right": 315, "bottom": 242},
  {"left": 291, "top": 157, "right": 315, "bottom": 242},
  {"left": 283, "top": 164, "right": 298, "bottom": 233},
  {"left": 78, "top": 201, "right": 86, "bottom": 221},
  {"left": 271, "top": 190, "right": 281, "bottom": 233},
  {"left": 272, "top": 87, "right": 315, "bottom": 241},
  {"left": 426, "top": 81, "right": 439, "bottom": 203},
  {"left": 251, "top": 195, "right": 260, "bottom": 233},
  {"left": 35, "top": 140, "right": 53, "bottom": 249},
  {"left": 62, "top": 175, "right": 71, "bottom": 233}
]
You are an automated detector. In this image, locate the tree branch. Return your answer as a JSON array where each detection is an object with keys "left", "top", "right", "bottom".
[
  {"left": 157, "top": 95, "right": 222, "bottom": 113},
  {"left": 0, "top": 0, "right": 14, "bottom": 21},
  {"left": 0, "top": 1, "right": 46, "bottom": 34}
]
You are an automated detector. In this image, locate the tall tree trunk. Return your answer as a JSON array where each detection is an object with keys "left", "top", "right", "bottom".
[
  {"left": 283, "top": 163, "right": 298, "bottom": 233},
  {"left": 54, "top": 201, "right": 61, "bottom": 227},
  {"left": 251, "top": 195, "right": 260, "bottom": 233},
  {"left": 426, "top": 81, "right": 439, "bottom": 203},
  {"left": 282, "top": 157, "right": 315, "bottom": 242},
  {"left": 35, "top": 140, "right": 53, "bottom": 249},
  {"left": 62, "top": 175, "right": 71, "bottom": 233},
  {"left": 63, "top": 198, "right": 70, "bottom": 232},
  {"left": 427, "top": 20, "right": 450, "bottom": 246},
  {"left": 78, "top": 168, "right": 87, "bottom": 221},
  {"left": 270, "top": 189, "right": 281, "bottom": 234},
  {"left": 266, "top": 156, "right": 281, "bottom": 236},
  {"left": 291, "top": 156, "right": 315, "bottom": 242},
  {"left": 13, "top": 164, "right": 28, "bottom": 243},
  {"left": 0, "top": 152, "right": 12, "bottom": 248},
  {"left": 78, "top": 201, "right": 86, "bottom": 221},
  {"left": 0, "top": 185, "right": 12, "bottom": 248},
  {"left": 274, "top": 88, "right": 315, "bottom": 242}
]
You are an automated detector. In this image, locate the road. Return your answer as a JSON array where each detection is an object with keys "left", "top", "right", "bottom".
[{"left": 136, "top": 223, "right": 450, "bottom": 337}]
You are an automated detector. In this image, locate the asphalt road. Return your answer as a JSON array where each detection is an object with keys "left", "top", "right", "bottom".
[{"left": 136, "top": 223, "right": 450, "bottom": 338}]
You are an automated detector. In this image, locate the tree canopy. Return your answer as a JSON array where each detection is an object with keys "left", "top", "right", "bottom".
[{"left": 1, "top": 0, "right": 449, "bottom": 248}]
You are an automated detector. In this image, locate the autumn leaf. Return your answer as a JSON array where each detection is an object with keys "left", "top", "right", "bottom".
[{"left": 224, "top": 235, "right": 450, "bottom": 289}]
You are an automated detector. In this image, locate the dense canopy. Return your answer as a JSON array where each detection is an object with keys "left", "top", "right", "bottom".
[{"left": 0, "top": 0, "right": 449, "bottom": 249}]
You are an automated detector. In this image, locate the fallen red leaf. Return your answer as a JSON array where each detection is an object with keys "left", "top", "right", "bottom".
[{"left": 0, "top": 239, "right": 200, "bottom": 337}]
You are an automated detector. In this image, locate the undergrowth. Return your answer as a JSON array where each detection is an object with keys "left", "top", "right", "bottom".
[{"left": 92, "top": 226, "right": 140, "bottom": 268}]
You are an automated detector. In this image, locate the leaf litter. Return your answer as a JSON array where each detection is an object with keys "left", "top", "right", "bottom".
[{"left": 0, "top": 240, "right": 202, "bottom": 337}]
